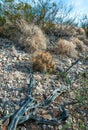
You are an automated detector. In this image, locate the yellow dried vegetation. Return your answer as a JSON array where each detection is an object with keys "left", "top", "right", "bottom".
[
  {"left": 56, "top": 39, "right": 78, "bottom": 58},
  {"left": 70, "top": 37, "right": 84, "bottom": 51},
  {"left": 31, "top": 51, "right": 56, "bottom": 73},
  {"left": 17, "top": 19, "right": 47, "bottom": 52}
]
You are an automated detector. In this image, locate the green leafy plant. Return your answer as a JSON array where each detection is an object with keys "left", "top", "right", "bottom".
[{"left": 0, "top": 0, "right": 76, "bottom": 26}]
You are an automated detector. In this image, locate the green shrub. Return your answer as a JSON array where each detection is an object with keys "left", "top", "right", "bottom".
[
  {"left": 0, "top": 16, "right": 6, "bottom": 26},
  {"left": 0, "top": 0, "right": 76, "bottom": 27},
  {"left": 0, "top": 0, "right": 78, "bottom": 39}
]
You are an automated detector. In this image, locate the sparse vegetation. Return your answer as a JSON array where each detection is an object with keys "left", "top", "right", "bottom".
[
  {"left": 70, "top": 37, "right": 84, "bottom": 51},
  {"left": 0, "top": 0, "right": 76, "bottom": 38},
  {"left": 56, "top": 39, "right": 78, "bottom": 58},
  {"left": 17, "top": 19, "right": 47, "bottom": 52},
  {"left": 31, "top": 51, "right": 56, "bottom": 73},
  {"left": 0, "top": 0, "right": 88, "bottom": 130}
]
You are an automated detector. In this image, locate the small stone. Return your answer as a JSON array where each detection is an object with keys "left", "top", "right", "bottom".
[
  {"left": 3, "top": 57, "right": 7, "bottom": 61},
  {"left": 20, "top": 126, "right": 26, "bottom": 130},
  {"left": 12, "top": 46, "right": 18, "bottom": 57},
  {"left": 15, "top": 105, "right": 20, "bottom": 110},
  {"left": 42, "top": 114, "right": 52, "bottom": 120},
  {"left": 66, "top": 59, "right": 72, "bottom": 66},
  {"left": 72, "top": 83, "right": 79, "bottom": 88},
  {"left": 69, "top": 92, "right": 75, "bottom": 99},
  {"left": 41, "top": 110, "right": 47, "bottom": 115},
  {"left": 34, "top": 75, "right": 42, "bottom": 81},
  {"left": 58, "top": 125, "right": 62, "bottom": 129}
]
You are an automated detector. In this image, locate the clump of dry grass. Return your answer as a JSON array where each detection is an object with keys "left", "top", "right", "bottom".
[
  {"left": 31, "top": 51, "right": 56, "bottom": 73},
  {"left": 70, "top": 37, "right": 84, "bottom": 51},
  {"left": 17, "top": 19, "right": 47, "bottom": 52},
  {"left": 76, "top": 27, "right": 86, "bottom": 35},
  {"left": 56, "top": 39, "right": 78, "bottom": 58},
  {"left": 84, "top": 39, "right": 88, "bottom": 45},
  {"left": 0, "top": 20, "right": 21, "bottom": 41}
]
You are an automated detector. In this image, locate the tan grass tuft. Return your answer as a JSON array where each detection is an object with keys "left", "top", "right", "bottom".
[
  {"left": 56, "top": 39, "right": 78, "bottom": 58},
  {"left": 17, "top": 19, "right": 47, "bottom": 52},
  {"left": 76, "top": 27, "right": 86, "bottom": 35},
  {"left": 70, "top": 37, "right": 84, "bottom": 51},
  {"left": 31, "top": 51, "right": 56, "bottom": 73}
]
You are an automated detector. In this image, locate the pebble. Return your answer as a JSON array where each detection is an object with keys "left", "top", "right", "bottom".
[
  {"left": 42, "top": 114, "right": 52, "bottom": 120},
  {"left": 66, "top": 59, "right": 72, "bottom": 66}
]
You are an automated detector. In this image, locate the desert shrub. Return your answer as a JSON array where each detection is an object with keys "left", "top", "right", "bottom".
[
  {"left": 83, "top": 39, "right": 88, "bottom": 45},
  {"left": 0, "top": 20, "right": 21, "bottom": 40},
  {"left": 56, "top": 39, "right": 77, "bottom": 58},
  {"left": 76, "top": 27, "right": 86, "bottom": 36},
  {"left": 0, "top": 0, "right": 33, "bottom": 38},
  {"left": 0, "top": 0, "right": 76, "bottom": 28},
  {"left": 18, "top": 19, "right": 47, "bottom": 52},
  {"left": 31, "top": 51, "right": 56, "bottom": 73},
  {"left": 0, "top": 16, "right": 6, "bottom": 26},
  {"left": 70, "top": 37, "right": 84, "bottom": 51},
  {"left": 45, "top": 25, "right": 79, "bottom": 40}
]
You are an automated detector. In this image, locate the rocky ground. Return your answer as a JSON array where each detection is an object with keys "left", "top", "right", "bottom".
[{"left": 0, "top": 37, "right": 88, "bottom": 130}]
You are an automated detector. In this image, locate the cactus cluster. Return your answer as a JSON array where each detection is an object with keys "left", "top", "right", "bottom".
[{"left": 31, "top": 51, "right": 56, "bottom": 73}]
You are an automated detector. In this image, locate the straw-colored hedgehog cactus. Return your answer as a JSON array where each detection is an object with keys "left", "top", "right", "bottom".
[{"left": 31, "top": 51, "right": 56, "bottom": 73}]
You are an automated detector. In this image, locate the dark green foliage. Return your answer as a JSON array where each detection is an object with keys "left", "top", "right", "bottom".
[
  {"left": 0, "top": 0, "right": 76, "bottom": 27},
  {"left": 0, "top": 16, "right": 6, "bottom": 26}
]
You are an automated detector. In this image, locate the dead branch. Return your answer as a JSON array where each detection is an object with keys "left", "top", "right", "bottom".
[{"left": 0, "top": 67, "right": 73, "bottom": 130}]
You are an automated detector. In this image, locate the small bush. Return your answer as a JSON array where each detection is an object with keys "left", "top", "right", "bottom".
[
  {"left": 18, "top": 19, "right": 47, "bottom": 52},
  {"left": 56, "top": 39, "right": 77, "bottom": 58},
  {"left": 31, "top": 51, "right": 56, "bottom": 73},
  {"left": 0, "top": 20, "right": 20, "bottom": 40},
  {"left": 0, "top": 0, "right": 76, "bottom": 29},
  {"left": 0, "top": 16, "right": 6, "bottom": 26},
  {"left": 76, "top": 27, "right": 86, "bottom": 36},
  {"left": 70, "top": 37, "right": 84, "bottom": 51}
]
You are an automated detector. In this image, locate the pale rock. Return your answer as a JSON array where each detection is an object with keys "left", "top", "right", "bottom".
[
  {"left": 36, "top": 86, "right": 45, "bottom": 93},
  {"left": 34, "top": 75, "right": 42, "bottom": 81},
  {"left": 18, "top": 56, "right": 22, "bottom": 61},
  {"left": 14, "top": 57, "right": 17, "bottom": 61},
  {"left": 41, "top": 110, "right": 47, "bottom": 115},
  {"left": 24, "top": 57, "right": 29, "bottom": 60},
  {"left": 3, "top": 57, "right": 7, "bottom": 61},
  {"left": 66, "top": 59, "right": 72, "bottom": 66},
  {"left": 69, "top": 92, "right": 75, "bottom": 99},
  {"left": 42, "top": 114, "right": 52, "bottom": 120},
  {"left": 15, "top": 105, "right": 20, "bottom": 110},
  {"left": 58, "top": 125, "right": 62, "bottom": 129},
  {"left": 20, "top": 126, "right": 26, "bottom": 130},
  {"left": 72, "top": 83, "right": 79, "bottom": 89},
  {"left": 12, "top": 46, "right": 18, "bottom": 57}
]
